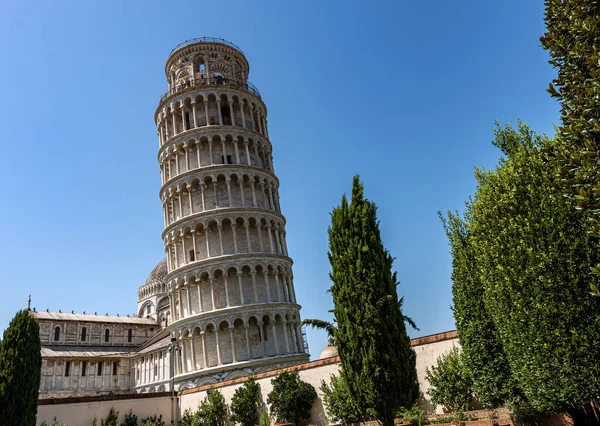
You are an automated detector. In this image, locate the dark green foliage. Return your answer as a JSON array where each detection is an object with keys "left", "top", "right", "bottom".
[
  {"left": 230, "top": 377, "right": 262, "bottom": 426},
  {"left": 299, "top": 319, "right": 337, "bottom": 345},
  {"left": 540, "top": 0, "right": 600, "bottom": 237},
  {"left": 198, "top": 388, "right": 228, "bottom": 426},
  {"left": 121, "top": 410, "right": 138, "bottom": 426},
  {"left": 444, "top": 122, "right": 600, "bottom": 418},
  {"left": 425, "top": 346, "right": 473, "bottom": 412},
  {"left": 320, "top": 373, "right": 362, "bottom": 424},
  {"left": 396, "top": 405, "right": 429, "bottom": 426},
  {"left": 267, "top": 369, "right": 317, "bottom": 426},
  {"left": 440, "top": 209, "right": 518, "bottom": 408},
  {"left": 178, "top": 409, "right": 200, "bottom": 426},
  {"left": 140, "top": 414, "right": 165, "bottom": 426},
  {"left": 328, "top": 176, "right": 417, "bottom": 426},
  {"left": 0, "top": 310, "right": 42, "bottom": 426},
  {"left": 101, "top": 408, "right": 119, "bottom": 426}
]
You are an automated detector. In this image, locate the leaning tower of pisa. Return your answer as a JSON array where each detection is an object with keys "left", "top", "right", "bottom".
[{"left": 155, "top": 38, "right": 309, "bottom": 385}]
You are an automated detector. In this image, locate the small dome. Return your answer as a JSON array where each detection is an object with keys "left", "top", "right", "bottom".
[
  {"left": 146, "top": 258, "right": 168, "bottom": 284},
  {"left": 319, "top": 344, "right": 338, "bottom": 360}
]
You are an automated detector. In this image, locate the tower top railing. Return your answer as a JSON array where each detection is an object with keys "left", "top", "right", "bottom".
[
  {"left": 159, "top": 76, "right": 261, "bottom": 103},
  {"left": 169, "top": 37, "right": 244, "bottom": 55}
]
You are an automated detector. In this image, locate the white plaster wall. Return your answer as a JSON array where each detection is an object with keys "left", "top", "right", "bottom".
[
  {"left": 413, "top": 337, "right": 460, "bottom": 414},
  {"left": 37, "top": 396, "right": 171, "bottom": 426}
]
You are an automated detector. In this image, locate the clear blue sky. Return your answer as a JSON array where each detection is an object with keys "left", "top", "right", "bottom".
[{"left": 0, "top": 1, "right": 558, "bottom": 358}]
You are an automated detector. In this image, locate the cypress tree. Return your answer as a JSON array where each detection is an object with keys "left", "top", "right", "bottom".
[
  {"left": 328, "top": 175, "right": 416, "bottom": 426},
  {"left": 0, "top": 309, "right": 42, "bottom": 426}
]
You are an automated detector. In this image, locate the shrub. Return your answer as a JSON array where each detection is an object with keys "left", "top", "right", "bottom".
[
  {"left": 425, "top": 346, "right": 473, "bottom": 412},
  {"left": 140, "top": 414, "right": 165, "bottom": 426},
  {"left": 320, "top": 373, "right": 362, "bottom": 424},
  {"left": 198, "top": 388, "right": 228, "bottom": 426},
  {"left": 178, "top": 408, "right": 200, "bottom": 426},
  {"left": 259, "top": 412, "right": 271, "bottom": 426},
  {"left": 230, "top": 377, "right": 262, "bottom": 426},
  {"left": 121, "top": 410, "right": 139, "bottom": 426},
  {"left": 101, "top": 408, "right": 120, "bottom": 426},
  {"left": 267, "top": 369, "right": 317, "bottom": 426},
  {"left": 396, "top": 405, "right": 429, "bottom": 426}
]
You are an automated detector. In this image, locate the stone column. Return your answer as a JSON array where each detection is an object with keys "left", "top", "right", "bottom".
[
  {"left": 217, "top": 225, "right": 224, "bottom": 255},
  {"left": 196, "top": 142, "right": 202, "bottom": 167},
  {"left": 237, "top": 272, "right": 245, "bottom": 304},
  {"left": 184, "top": 144, "right": 190, "bottom": 171},
  {"left": 259, "top": 322, "right": 267, "bottom": 357},
  {"left": 244, "top": 141, "right": 251, "bottom": 166},
  {"left": 216, "top": 100, "right": 223, "bottom": 125},
  {"left": 221, "top": 138, "right": 227, "bottom": 163},
  {"left": 204, "top": 100, "right": 210, "bottom": 126},
  {"left": 201, "top": 331, "right": 208, "bottom": 368},
  {"left": 189, "top": 338, "right": 197, "bottom": 371},
  {"left": 188, "top": 188, "right": 194, "bottom": 215},
  {"left": 257, "top": 225, "right": 264, "bottom": 251},
  {"left": 240, "top": 104, "right": 246, "bottom": 128},
  {"left": 215, "top": 329, "right": 222, "bottom": 365},
  {"left": 267, "top": 226, "right": 274, "bottom": 252},
  {"left": 205, "top": 229, "right": 211, "bottom": 258},
  {"left": 245, "top": 223, "right": 252, "bottom": 252},
  {"left": 200, "top": 183, "right": 206, "bottom": 211},
  {"left": 210, "top": 278, "right": 216, "bottom": 310},
  {"left": 171, "top": 110, "right": 177, "bottom": 136},
  {"left": 231, "top": 224, "right": 239, "bottom": 254},
  {"left": 229, "top": 326, "right": 237, "bottom": 363},
  {"left": 234, "top": 140, "right": 240, "bottom": 164},
  {"left": 228, "top": 101, "right": 235, "bottom": 126},
  {"left": 272, "top": 322, "right": 280, "bottom": 355},
  {"left": 264, "top": 271, "right": 271, "bottom": 302},
  {"left": 213, "top": 181, "right": 219, "bottom": 208},
  {"left": 181, "top": 107, "right": 186, "bottom": 131},
  {"left": 282, "top": 320, "right": 291, "bottom": 354},
  {"left": 191, "top": 101, "right": 198, "bottom": 128},
  {"left": 224, "top": 274, "right": 231, "bottom": 307},
  {"left": 245, "top": 326, "right": 252, "bottom": 359},
  {"left": 250, "top": 182, "right": 257, "bottom": 207},
  {"left": 226, "top": 179, "right": 233, "bottom": 206},
  {"left": 251, "top": 271, "right": 259, "bottom": 303},
  {"left": 208, "top": 139, "right": 214, "bottom": 164},
  {"left": 295, "top": 324, "right": 304, "bottom": 353},
  {"left": 239, "top": 179, "right": 246, "bottom": 207},
  {"left": 197, "top": 280, "right": 204, "bottom": 313},
  {"left": 185, "top": 286, "right": 191, "bottom": 316}
]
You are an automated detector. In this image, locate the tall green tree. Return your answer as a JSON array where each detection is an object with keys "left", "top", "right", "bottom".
[
  {"left": 448, "top": 122, "right": 600, "bottom": 421},
  {"left": 0, "top": 310, "right": 42, "bottom": 426},
  {"left": 440, "top": 208, "right": 520, "bottom": 409},
  {"left": 540, "top": 0, "right": 600, "bottom": 238},
  {"left": 267, "top": 369, "right": 317, "bottom": 426},
  {"left": 328, "top": 176, "right": 417, "bottom": 426}
]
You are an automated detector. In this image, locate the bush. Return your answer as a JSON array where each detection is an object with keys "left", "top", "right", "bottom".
[
  {"left": 320, "top": 373, "right": 362, "bottom": 424},
  {"left": 101, "top": 408, "right": 120, "bottom": 426},
  {"left": 259, "top": 412, "right": 271, "bottom": 426},
  {"left": 267, "top": 370, "right": 317, "bottom": 426},
  {"left": 140, "top": 414, "right": 165, "bottom": 426},
  {"left": 121, "top": 410, "right": 138, "bottom": 426},
  {"left": 425, "top": 346, "right": 473, "bottom": 412},
  {"left": 178, "top": 408, "right": 200, "bottom": 426},
  {"left": 230, "top": 377, "right": 262, "bottom": 426},
  {"left": 396, "top": 405, "right": 429, "bottom": 426},
  {"left": 198, "top": 388, "right": 228, "bottom": 426}
]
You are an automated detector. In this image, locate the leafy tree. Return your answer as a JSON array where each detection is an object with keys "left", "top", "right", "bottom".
[
  {"left": 230, "top": 377, "right": 262, "bottom": 426},
  {"left": 440, "top": 208, "right": 520, "bottom": 409},
  {"left": 425, "top": 346, "right": 473, "bottom": 412},
  {"left": 178, "top": 408, "right": 200, "bottom": 426},
  {"left": 0, "top": 310, "right": 42, "bottom": 426},
  {"left": 320, "top": 373, "right": 362, "bottom": 424},
  {"left": 267, "top": 369, "right": 317, "bottom": 426},
  {"left": 328, "top": 175, "right": 417, "bottom": 426},
  {"left": 198, "top": 388, "right": 228, "bottom": 426},
  {"left": 447, "top": 122, "right": 600, "bottom": 421},
  {"left": 300, "top": 318, "right": 337, "bottom": 345},
  {"left": 540, "top": 0, "right": 600, "bottom": 238}
]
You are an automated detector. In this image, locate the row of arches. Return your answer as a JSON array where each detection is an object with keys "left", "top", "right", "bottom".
[
  {"left": 161, "top": 171, "right": 281, "bottom": 228},
  {"left": 134, "top": 310, "right": 304, "bottom": 386},
  {"left": 164, "top": 216, "right": 288, "bottom": 272},
  {"left": 167, "top": 263, "right": 297, "bottom": 321},
  {"left": 159, "top": 134, "right": 273, "bottom": 185},
  {"left": 156, "top": 92, "right": 267, "bottom": 148}
]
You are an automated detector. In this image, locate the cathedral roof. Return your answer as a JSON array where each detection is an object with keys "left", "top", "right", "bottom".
[
  {"left": 146, "top": 258, "right": 168, "bottom": 284},
  {"left": 31, "top": 311, "right": 157, "bottom": 325}
]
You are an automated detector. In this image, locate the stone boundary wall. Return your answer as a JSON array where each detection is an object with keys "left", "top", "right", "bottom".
[{"left": 37, "top": 330, "right": 459, "bottom": 425}]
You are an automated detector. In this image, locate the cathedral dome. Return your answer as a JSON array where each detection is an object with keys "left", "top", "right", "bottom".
[{"left": 146, "top": 258, "right": 168, "bottom": 284}]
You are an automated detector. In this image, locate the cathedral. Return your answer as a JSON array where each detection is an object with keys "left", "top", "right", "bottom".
[{"left": 35, "top": 37, "right": 309, "bottom": 399}]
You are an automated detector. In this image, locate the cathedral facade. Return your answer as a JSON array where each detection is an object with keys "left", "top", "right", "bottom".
[{"left": 36, "top": 38, "right": 309, "bottom": 399}]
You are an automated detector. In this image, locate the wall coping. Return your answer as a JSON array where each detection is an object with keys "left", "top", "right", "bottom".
[
  {"left": 38, "top": 391, "right": 170, "bottom": 406},
  {"left": 410, "top": 330, "right": 458, "bottom": 347}
]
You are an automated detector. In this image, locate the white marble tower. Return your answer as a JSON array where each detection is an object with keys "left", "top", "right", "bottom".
[{"left": 154, "top": 38, "right": 308, "bottom": 386}]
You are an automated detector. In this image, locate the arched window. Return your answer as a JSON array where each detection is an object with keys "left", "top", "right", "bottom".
[
  {"left": 54, "top": 326, "right": 60, "bottom": 342},
  {"left": 81, "top": 327, "right": 87, "bottom": 342},
  {"left": 104, "top": 329, "right": 110, "bottom": 343}
]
